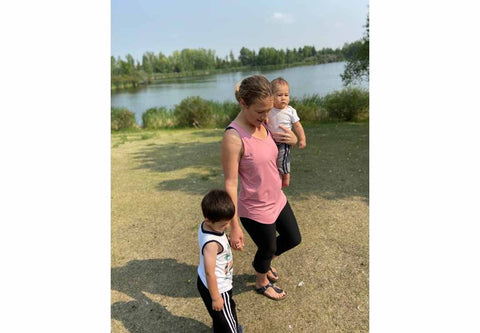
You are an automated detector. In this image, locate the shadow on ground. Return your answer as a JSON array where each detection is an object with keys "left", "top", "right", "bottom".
[
  {"left": 111, "top": 258, "right": 255, "bottom": 332},
  {"left": 111, "top": 296, "right": 210, "bottom": 333},
  {"left": 131, "top": 123, "right": 369, "bottom": 201},
  {"left": 132, "top": 141, "right": 221, "bottom": 174}
]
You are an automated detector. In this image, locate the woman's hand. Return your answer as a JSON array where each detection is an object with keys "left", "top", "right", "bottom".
[
  {"left": 273, "top": 125, "right": 298, "bottom": 146},
  {"left": 229, "top": 223, "right": 244, "bottom": 251}
]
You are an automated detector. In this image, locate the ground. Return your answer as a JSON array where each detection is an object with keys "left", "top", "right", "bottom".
[{"left": 111, "top": 122, "right": 369, "bottom": 332}]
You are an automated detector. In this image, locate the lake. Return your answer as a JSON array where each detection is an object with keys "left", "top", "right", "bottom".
[{"left": 111, "top": 62, "right": 368, "bottom": 123}]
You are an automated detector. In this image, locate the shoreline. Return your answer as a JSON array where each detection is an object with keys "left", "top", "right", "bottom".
[{"left": 111, "top": 59, "right": 345, "bottom": 91}]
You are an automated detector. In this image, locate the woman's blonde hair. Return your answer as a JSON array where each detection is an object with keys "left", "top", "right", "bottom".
[{"left": 234, "top": 75, "right": 272, "bottom": 106}]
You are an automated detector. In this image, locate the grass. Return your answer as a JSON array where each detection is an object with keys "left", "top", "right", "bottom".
[{"left": 111, "top": 122, "right": 369, "bottom": 332}]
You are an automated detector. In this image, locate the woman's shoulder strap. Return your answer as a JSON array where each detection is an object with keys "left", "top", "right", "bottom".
[
  {"left": 263, "top": 122, "right": 271, "bottom": 134},
  {"left": 225, "top": 121, "right": 242, "bottom": 134}
]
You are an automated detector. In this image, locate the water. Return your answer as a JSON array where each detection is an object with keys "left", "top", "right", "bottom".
[{"left": 111, "top": 62, "right": 368, "bottom": 123}]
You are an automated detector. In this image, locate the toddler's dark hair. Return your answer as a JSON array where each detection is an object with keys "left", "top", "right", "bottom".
[
  {"left": 201, "top": 189, "right": 235, "bottom": 222},
  {"left": 234, "top": 75, "right": 272, "bottom": 106}
]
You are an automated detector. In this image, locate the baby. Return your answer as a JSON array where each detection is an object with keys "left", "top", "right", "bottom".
[{"left": 267, "top": 77, "right": 306, "bottom": 187}]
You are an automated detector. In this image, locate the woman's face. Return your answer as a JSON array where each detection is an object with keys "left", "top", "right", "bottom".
[{"left": 241, "top": 97, "right": 273, "bottom": 128}]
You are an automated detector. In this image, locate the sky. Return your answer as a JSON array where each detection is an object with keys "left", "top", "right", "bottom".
[{"left": 111, "top": 0, "right": 369, "bottom": 61}]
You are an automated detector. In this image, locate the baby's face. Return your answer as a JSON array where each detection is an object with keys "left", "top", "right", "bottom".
[{"left": 273, "top": 84, "right": 290, "bottom": 109}]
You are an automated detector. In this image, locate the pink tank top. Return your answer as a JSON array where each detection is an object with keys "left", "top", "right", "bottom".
[{"left": 227, "top": 121, "right": 287, "bottom": 224}]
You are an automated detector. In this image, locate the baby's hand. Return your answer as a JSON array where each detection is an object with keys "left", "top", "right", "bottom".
[
  {"left": 212, "top": 297, "right": 224, "bottom": 311},
  {"left": 299, "top": 140, "right": 306, "bottom": 149}
]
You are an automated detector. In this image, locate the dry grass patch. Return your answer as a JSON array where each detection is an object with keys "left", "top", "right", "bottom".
[{"left": 111, "top": 122, "right": 369, "bottom": 332}]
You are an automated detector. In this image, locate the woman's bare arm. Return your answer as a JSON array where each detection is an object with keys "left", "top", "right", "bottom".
[{"left": 221, "top": 129, "right": 245, "bottom": 251}]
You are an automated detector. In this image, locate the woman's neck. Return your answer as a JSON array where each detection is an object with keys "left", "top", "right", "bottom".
[
  {"left": 234, "top": 114, "right": 267, "bottom": 139},
  {"left": 235, "top": 112, "right": 261, "bottom": 131}
]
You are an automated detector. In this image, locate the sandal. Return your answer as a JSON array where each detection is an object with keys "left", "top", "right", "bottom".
[
  {"left": 267, "top": 266, "right": 279, "bottom": 283},
  {"left": 252, "top": 262, "right": 279, "bottom": 282},
  {"left": 255, "top": 283, "right": 286, "bottom": 300}
]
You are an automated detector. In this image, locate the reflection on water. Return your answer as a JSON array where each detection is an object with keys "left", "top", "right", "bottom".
[{"left": 111, "top": 62, "right": 368, "bottom": 123}]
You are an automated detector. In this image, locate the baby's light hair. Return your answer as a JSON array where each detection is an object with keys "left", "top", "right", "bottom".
[{"left": 271, "top": 77, "right": 289, "bottom": 92}]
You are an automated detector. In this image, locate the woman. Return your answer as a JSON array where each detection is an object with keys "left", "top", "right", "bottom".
[{"left": 222, "top": 75, "right": 302, "bottom": 300}]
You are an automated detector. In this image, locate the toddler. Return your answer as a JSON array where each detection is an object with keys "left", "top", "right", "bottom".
[{"left": 197, "top": 189, "right": 242, "bottom": 332}]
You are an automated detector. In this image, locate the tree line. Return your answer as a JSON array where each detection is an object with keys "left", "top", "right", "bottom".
[
  {"left": 112, "top": 10, "right": 369, "bottom": 90},
  {"left": 111, "top": 45, "right": 348, "bottom": 89}
]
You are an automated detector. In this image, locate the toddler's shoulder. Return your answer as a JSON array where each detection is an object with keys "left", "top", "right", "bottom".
[{"left": 287, "top": 105, "right": 297, "bottom": 112}]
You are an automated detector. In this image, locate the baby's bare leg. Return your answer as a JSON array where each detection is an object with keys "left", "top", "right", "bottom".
[{"left": 282, "top": 173, "right": 290, "bottom": 187}]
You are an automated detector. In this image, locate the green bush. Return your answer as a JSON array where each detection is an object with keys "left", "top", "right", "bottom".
[
  {"left": 173, "top": 96, "right": 214, "bottom": 127},
  {"left": 111, "top": 107, "right": 137, "bottom": 130},
  {"left": 321, "top": 88, "right": 369, "bottom": 121},
  {"left": 211, "top": 101, "right": 240, "bottom": 127},
  {"left": 290, "top": 94, "right": 327, "bottom": 122},
  {"left": 142, "top": 107, "right": 175, "bottom": 129},
  {"left": 111, "top": 89, "right": 369, "bottom": 132}
]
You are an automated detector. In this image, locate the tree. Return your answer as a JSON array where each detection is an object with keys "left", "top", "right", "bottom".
[
  {"left": 239, "top": 47, "right": 256, "bottom": 66},
  {"left": 111, "top": 56, "right": 121, "bottom": 76},
  {"left": 169, "top": 50, "right": 184, "bottom": 72},
  {"left": 141, "top": 52, "right": 156, "bottom": 74},
  {"left": 154, "top": 52, "right": 169, "bottom": 73},
  {"left": 285, "top": 48, "right": 295, "bottom": 64},
  {"left": 341, "top": 14, "right": 369, "bottom": 86},
  {"left": 257, "top": 47, "right": 281, "bottom": 66},
  {"left": 228, "top": 50, "right": 235, "bottom": 64}
]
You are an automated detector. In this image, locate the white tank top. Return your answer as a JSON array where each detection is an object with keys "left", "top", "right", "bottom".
[{"left": 197, "top": 222, "right": 233, "bottom": 293}]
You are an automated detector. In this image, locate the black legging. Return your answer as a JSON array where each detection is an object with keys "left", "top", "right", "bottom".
[{"left": 240, "top": 201, "right": 301, "bottom": 274}]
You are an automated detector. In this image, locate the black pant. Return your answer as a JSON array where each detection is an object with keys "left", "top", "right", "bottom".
[
  {"left": 240, "top": 201, "right": 301, "bottom": 274},
  {"left": 197, "top": 276, "right": 240, "bottom": 333}
]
